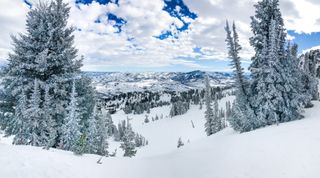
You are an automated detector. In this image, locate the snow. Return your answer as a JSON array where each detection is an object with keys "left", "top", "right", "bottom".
[
  {"left": 112, "top": 95, "right": 235, "bottom": 157},
  {"left": 302, "top": 45, "right": 320, "bottom": 54},
  {"left": 1, "top": 97, "right": 320, "bottom": 178},
  {"left": 86, "top": 71, "right": 234, "bottom": 95}
]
